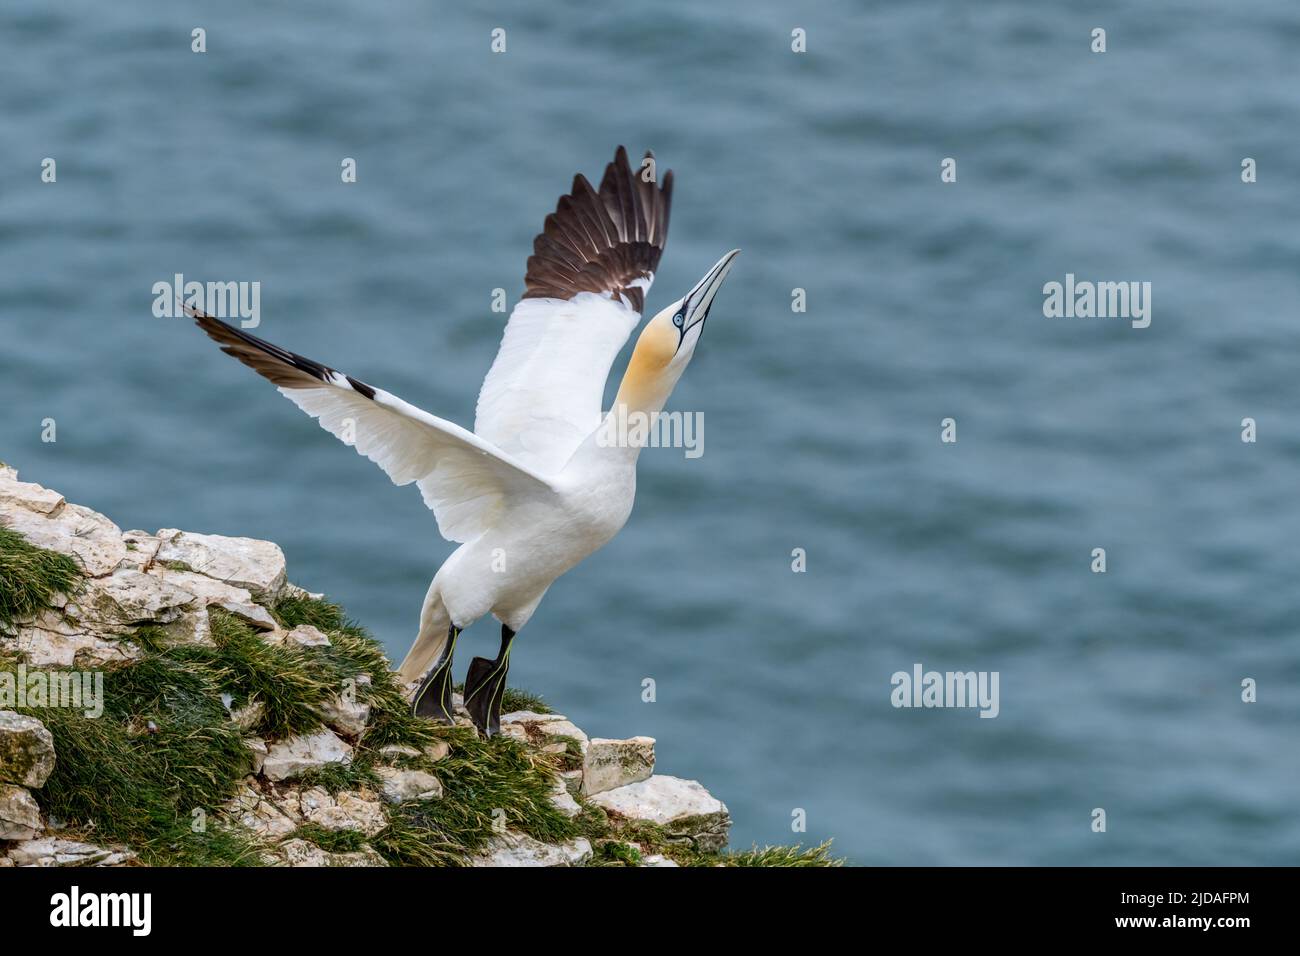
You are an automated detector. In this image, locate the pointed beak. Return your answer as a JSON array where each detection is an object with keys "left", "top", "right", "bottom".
[{"left": 681, "top": 249, "right": 740, "bottom": 337}]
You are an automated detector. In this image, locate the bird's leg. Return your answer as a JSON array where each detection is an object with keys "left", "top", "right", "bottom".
[
  {"left": 463, "top": 625, "right": 515, "bottom": 738},
  {"left": 411, "top": 624, "right": 459, "bottom": 723}
]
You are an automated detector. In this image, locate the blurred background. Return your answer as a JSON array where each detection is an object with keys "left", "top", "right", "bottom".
[{"left": 2, "top": 0, "right": 1298, "bottom": 864}]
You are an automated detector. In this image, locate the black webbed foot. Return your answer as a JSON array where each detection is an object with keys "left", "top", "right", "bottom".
[
  {"left": 411, "top": 625, "right": 459, "bottom": 724},
  {"left": 463, "top": 625, "right": 515, "bottom": 737}
]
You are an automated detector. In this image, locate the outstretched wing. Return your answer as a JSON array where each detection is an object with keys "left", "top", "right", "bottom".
[
  {"left": 190, "top": 308, "right": 556, "bottom": 544},
  {"left": 474, "top": 146, "right": 673, "bottom": 474}
]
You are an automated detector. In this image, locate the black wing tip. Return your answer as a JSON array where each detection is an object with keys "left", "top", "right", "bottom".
[
  {"left": 523, "top": 147, "right": 673, "bottom": 310},
  {"left": 187, "top": 302, "right": 378, "bottom": 399},
  {"left": 345, "top": 375, "right": 376, "bottom": 400}
]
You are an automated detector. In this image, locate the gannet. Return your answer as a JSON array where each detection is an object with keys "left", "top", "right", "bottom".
[{"left": 189, "top": 147, "right": 738, "bottom": 736}]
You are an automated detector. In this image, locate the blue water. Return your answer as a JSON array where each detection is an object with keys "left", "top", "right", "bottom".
[{"left": 3, "top": 1, "right": 1299, "bottom": 865}]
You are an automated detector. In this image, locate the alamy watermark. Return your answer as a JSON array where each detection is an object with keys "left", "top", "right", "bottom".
[
  {"left": 0, "top": 664, "right": 104, "bottom": 718},
  {"left": 152, "top": 273, "right": 261, "bottom": 328},
  {"left": 891, "top": 663, "right": 999, "bottom": 718},
  {"left": 50, "top": 886, "right": 151, "bottom": 936},
  {"left": 1043, "top": 273, "right": 1151, "bottom": 329},
  {"left": 596, "top": 404, "right": 704, "bottom": 458}
]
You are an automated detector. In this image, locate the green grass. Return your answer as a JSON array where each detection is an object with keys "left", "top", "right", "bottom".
[
  {"left": 587, "top": 839, "right": 643, "bottom": 866},
  {"left": 501, "top": 687, "right": 553, "bottom": 715},
  {"left": 573, "top": 807, "right": 842, "bottom": 867},
  {"left": 0, "top": 523, "right": 261, "bottom": 864},
  {"left": 716, "top": 841, "right": 841, "bottom": 867},
  {"left": 294, "top": 760, "right": 381, "bottom": 795},
  {"left": 0, "top": 525, "right": 83, "bottom": 634},
  {"left": 374, "top": 726, "right": 578, "bottom": 865},
  {"left": 270, "top": 592, "right": 350, "bottom": 633},
  {"left": 272, "top": 593, "right": 439, "bottom": 753},
  {"left": 11, "top": 657, "right": 261, "bottom": 865},
  {"left": 129, "top": 623, "right": 171, "bottom": 654},
  {"left": 290, "top": 823, "right": 368, "bottom": 854},
  {"left": 0, "top": 523, "right": 839, "bottom": 867},
  {"left": 552, "top": 735, "right": 585, "bottom": 772},
  {"left": 169, "top": 611, "right": 329, "bottom": 740}
]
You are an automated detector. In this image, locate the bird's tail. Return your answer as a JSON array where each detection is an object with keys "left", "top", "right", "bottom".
[{"left": 396, "top": 584, "right": 451, "bottom": 690}]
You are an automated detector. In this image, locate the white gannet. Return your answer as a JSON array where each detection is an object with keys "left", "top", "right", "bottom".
[{"left": 189, "top": 147, "right": 738, "bottom": 736}]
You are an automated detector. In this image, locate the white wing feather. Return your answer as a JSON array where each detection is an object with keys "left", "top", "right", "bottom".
[
  {"left": 282, "top": 380, "right": 555, "bottom": 544},
  {"left": 188, "top": 307, "right": 554, "bottom": 546},
  {"left": 474, "top": 291, "right": 641, "bottom": 474}
]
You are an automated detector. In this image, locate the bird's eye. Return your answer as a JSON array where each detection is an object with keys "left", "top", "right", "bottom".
[{"left": 673, "top": 313, "right": 684, "bottom": 328}]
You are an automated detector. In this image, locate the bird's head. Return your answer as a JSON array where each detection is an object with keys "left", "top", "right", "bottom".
[
  {"left": 655, "top": 249, "right": 740, "bottom": 368},
  {"left": 614, "top": 250, "right": 739, "bottom": 418},
  {"left": 622, "top": 249, "right": 740, "bottom": 402}
]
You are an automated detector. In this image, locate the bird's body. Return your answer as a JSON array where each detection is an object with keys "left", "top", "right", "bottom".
[
  {"left": 189, "top": 147, "right": 737, "bottom": 734},
  {"left": 422, "top": 434, "right": 637, "bottom": 642}
]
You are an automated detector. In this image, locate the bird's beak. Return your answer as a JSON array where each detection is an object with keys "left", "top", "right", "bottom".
[{"left": 680, "top": 249, "right": 740, "bottom": 338}]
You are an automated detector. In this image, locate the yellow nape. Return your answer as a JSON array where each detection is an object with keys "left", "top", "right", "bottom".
[{"left": 614, "top": 314, "right": 678, "bottom": 414}]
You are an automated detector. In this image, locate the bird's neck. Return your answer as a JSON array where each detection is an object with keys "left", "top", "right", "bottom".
[
  {"left": 613, "top": 329, "right": 683, "bottom": 420},
  {"left": 570, "top": 322, "right": 685, "bottom": 468},
  {"left": 596, "top": 347, "right": 683, "bottom": 463}
]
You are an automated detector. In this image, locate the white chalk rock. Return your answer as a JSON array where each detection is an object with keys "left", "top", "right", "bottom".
[
  {"left": 375, "top": 766, "right": 443, "bottom": 804},
  {"left": 0, "top": 784, "right": 43, "bottom": 840},
  {"left": 641, "top": 854, "right": 680, "bottom": 867},
  {"left": 275, "top": 838, "right": 388, "bottom": 868},
  {"left": 589, "top": 775, "right": 731, "bottom": 853},
  {"left": 244, "top": 737, "right": 268, "bottom": 774},
  {"left": 560, "top": 769, "right": 583, "bottom": 798},
  {"left": 161, "top": 607, "right": 213, "bottom": 646},
  {"left": 549, "top": 778, "right": 582, "bottom": 818},
  {"left": 282, "top": 583, "right": 326, "bottom": 601},
  {"left": 318, "top": 676, "right": 372, "bottom": 738},
  {"left": 149, "top": 568, "right": 276, "bottom": 633},
  {"left": 377, "top": 744, "right": 421, "bottom": 761},
  {"left": 84, "top": 567, "right": 196, "bottom": 625},
  {"left": 218, "top": 601, "right": 278, "bottom": 632},
  {"left": 424, "top": 740, "right": 451, "bottom": 763},
  {"left": 154, "top": 529, "right": 287, "bottom": 599},
  {"left": 0, "top": 712, "right": 57, "bottom": 788},
  {"left": 285, "top": 624, "right": 331, "bottom": 648},
  {"left": 4, "top": 838, "right": 136, "bottom": 867},
  {"left": 0, "top": 476, "right": 65, "bottom": 515},
  {"left": 222, "top": 782, "right": 300, "bottom": 841},
  {"left": 298, "top": 787, "right": 387, "bottom": 837},
  {"left": 500, "top": 711, "right": 589, "bottom": 754},
  {"left": 260, "top": 729, "right": 353, "bottom": 782},
  {"left": 3, "top": 502, "right": 126, "bottom": 577},
  {"left": 471, "top": 832, "right": 592, "bottom": 867},
  {"left": 119, "top": 531, "right": 163, "bottom": 569},
  {"left": 148, "top": 566, "right": 252, "bottom": 606},
  {"left": 139, "top": 569, "right": 274, "bottom": 637},
  {"left": 582, "top": 736, "right": 655, "bottom": 797},
  {"left": 7, "top": 614, "right": 140, "bottom": 668}
]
